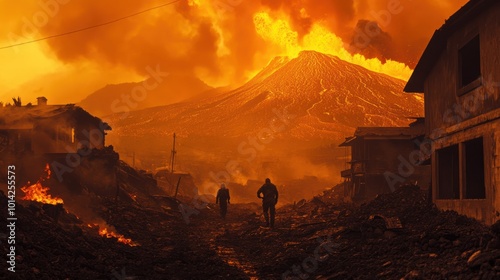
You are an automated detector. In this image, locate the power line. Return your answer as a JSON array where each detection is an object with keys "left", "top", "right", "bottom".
[{"left": 0, "top": 0, "right": 182, "bottom": 50}]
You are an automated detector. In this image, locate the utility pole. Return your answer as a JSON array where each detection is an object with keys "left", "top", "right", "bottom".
[
  {"left": 174, "top": 176, "right": 182, "bottom": 198},
  {"left": 170, "top": 133, "right": 176, "bottom": 173}
]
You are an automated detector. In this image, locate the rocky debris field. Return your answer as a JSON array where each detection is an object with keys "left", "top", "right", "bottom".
[
  {"left": 219, "top": 185, "right": 500, "bottom": 279},
  {"left": 2, "top": 175, "right": 500, "bottom": 279}
]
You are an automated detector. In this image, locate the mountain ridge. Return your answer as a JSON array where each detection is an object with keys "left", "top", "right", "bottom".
[
  {"left": 106, "top": 50, "right": 423, "bottom": 141},
  {"left": 79, "top": 73, "right": 212, "bottom": 117}
]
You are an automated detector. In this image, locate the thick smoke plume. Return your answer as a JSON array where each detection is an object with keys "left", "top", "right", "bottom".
[{"left": 2, "top": 0, "right": 468, "bottom": 92}]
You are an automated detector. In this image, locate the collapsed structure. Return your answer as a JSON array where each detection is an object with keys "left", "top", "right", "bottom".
[{"left": 404, "top": 0, "right": 500, "bottom": 224}]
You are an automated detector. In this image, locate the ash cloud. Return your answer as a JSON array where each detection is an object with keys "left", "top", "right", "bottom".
[
  {"left": 1, "top": 0, "right": 468, "bottom": 97},
  {"left": 259, "top": 0, "right": 468, "bottom": 68}
]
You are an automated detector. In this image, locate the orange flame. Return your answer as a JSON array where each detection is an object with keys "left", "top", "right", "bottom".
[
  {"left": 97, "top": 225, "right": 139, "bottom": 246},
  {"left": 21, "top": 163, "right": 63, "bottom": 205},
  {"left": 253, "top": 12, "right": 412, "bottom": 81}
]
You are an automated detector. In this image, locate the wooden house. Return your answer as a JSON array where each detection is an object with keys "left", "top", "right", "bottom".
[
  {"left": 405, "top": 0, "right": 500, "bottom": 224},
  {"left": 0, "top": 97, "right": 110, "bottom": 156},
  {"left": 340, "top": 119, "right": 430, "bottom": 201}
]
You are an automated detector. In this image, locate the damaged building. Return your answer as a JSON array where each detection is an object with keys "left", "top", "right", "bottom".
[
  {"left": 340, "top": 118, "right": 431, "bottom": 201},
  {"left": 0, "top": 97, "right": 110, "bottom": 156},
  {"left": 405, "top": 0, "right": 500, "bottom": 224},
  {"left": 0, "top": 97, "right": 117, "bottom": 194}
]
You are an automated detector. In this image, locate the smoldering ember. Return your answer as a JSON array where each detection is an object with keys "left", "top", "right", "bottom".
[{"left": 1, "top": 0, "right": 500, "bottom": 279}]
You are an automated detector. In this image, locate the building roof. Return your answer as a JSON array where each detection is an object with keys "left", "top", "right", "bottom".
[
  {"left": 354, "top": 127, "right": 416, "bottom": 137},
  {"left": 0, "top": 104, "right": 111, "bottom": 130},
  {"left": 339, "top": 119, "right": 425, "bottom": 147},
  {"left": 404, "top": 0, "right": 496, "bottom": 93}
]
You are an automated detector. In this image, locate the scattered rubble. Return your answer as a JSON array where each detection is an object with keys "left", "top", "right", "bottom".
[
  {"left": 2, "top": 168, "right": 500, "bottom": 279},
  {"left": 0, "top": 160, "right": 247, "bottom": 279},
  {"left": 218, "top": 184, "right": 500, "bottom": 279}
]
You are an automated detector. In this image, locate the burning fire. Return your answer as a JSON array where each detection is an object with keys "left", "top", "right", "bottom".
[
  {"left": 99, "top": 228, "right": 138, "bottom": 246},
  {"left": 88, "top": 224, "right": 139, "bottom": 246},
  {"left": 21, "top": 163, "right": 63, "bottom": 205},
  {"left": 253, "top": 12, "right": 412, "bottom": 81}
]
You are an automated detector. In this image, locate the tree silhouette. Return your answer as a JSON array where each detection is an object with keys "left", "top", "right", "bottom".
[{"left": 12, "top": 96, "right": 22, "bottom": 107}]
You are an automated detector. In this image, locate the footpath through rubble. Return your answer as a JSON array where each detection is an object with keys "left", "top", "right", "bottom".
[
  {"left": 2, "top": 169, "right": 500, "bottom": 279},
  {"left": 218, "top": 185, "right": 500, "bottom": 279}
]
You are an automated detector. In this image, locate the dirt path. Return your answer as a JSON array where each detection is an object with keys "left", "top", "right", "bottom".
[
  {"left": 175, "top": 203, "right": 263, "bottom": 280},
  {"left": 117, "top": 201, "right": 260, "bottom": 280},
  {"left": 175, "top": 202, "right": 303, "bottom": 279},
  {"left": 6, "top": 185, "right": 500, "bottom": 279}
]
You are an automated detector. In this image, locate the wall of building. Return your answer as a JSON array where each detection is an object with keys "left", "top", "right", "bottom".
[
  {"left": 32, "top": 120, "right": 106, "bottom": 155},
  {"left": 431, "top": 113, "right": 500, "bottom": 224},
  {"left": 424, "top": 2, "right": 500, "bottom": 136},
  {"left": 346, "top": 138, "right": 431, "bottom": 201}
]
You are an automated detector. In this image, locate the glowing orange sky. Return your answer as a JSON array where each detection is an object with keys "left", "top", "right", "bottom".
[{"left": 0, "top": 0, "right": 468, "bottom": 105}]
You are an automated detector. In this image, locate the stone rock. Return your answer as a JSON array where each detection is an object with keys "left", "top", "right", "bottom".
[
  {"left": 467, "top": 250, "right": 482, "bottom": 266},
  {"left": 428, "top": 239, "right": 437, "bottom": 247},
  {"left": 468, "top": 250, "right": 500, "bottom": 268},
  {"left": 384, "top": 231, "right": 397, "bottom": 239},
  {"left": 491, "top": 220, "right": 500, "bottom": 236},
  {"left": 439, "top": 237, "right": 450, "bottom": 243},
  {"left": 403, "top": 270, "right": 420, "bottom": 280}
]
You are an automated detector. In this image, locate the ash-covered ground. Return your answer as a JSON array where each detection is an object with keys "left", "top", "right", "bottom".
[{"left": 2, "top": 162, "right": 500, "bottom": 279}]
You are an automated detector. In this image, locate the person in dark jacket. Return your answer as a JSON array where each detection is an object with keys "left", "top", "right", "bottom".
[
  {"left": 257, "top": 178, "right": 278, "bottom": 228},
  {"left": 216, "top": 183, "right": 230, "bottom": 219}
]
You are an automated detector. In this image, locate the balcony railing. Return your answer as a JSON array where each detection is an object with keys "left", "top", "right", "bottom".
[{"left": 341, "top": 160, "right": 390, "bottom": 177}]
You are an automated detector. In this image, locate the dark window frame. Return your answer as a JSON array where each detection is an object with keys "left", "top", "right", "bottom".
[
  {"left": 436, "top": 144, "right": 460, "bottom": 199},
  {"left": 457, "top": 34, "right": 482, "bottom": 96},
  {"left": 463, "top": 137, "right": 486, "bottom": 199},
  {"left": 435, "top": 137, "right": 487, "bottom": 201}
]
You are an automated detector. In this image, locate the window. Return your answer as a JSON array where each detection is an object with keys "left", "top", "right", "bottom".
[
  {"left": 437, "top": 145, "right": 459, "bottom": 199},
  {"left": 436, "top": 138, "right": 486, "bottom": 200},
  {"left": 57, "top": 126, "right": 71, "bottom": 143},
  {"left": 458, "top": 35, "right": 481, "bottom": 91},
  {"left": 464, "top": 137, "right": 485, "bottom": 199}
]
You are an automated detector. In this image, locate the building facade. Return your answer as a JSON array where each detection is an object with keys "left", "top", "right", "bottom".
[
  {"left": 340, "top": 119, "right": 430, "bottom": 201},
  {"left": 405, "top": 0, "right": 500, "bottom": 224}
]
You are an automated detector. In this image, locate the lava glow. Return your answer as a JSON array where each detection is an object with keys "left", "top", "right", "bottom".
[
  {"left": 87, "top": 224, "right": 138, "bottom": 246},
  {"left": 99, "top": 228, "right": 138, "bottom": 246},
  {"left": 21, "top": 164, "right": 63, "bottom": 205},
  {"left": 253, "top": 12, "right": 412, "bottom": 81}
]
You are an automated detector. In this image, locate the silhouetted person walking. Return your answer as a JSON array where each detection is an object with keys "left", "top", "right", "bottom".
[
  {"left": 257, "top": 178, "right": 278, "bottom": 228},
  {"left": 216, "top": 183, "right": 230, "bottom": 219}
]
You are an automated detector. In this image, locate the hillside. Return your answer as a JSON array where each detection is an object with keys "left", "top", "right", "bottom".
[
  {"left": 79, "top": 74, "right": 212, "bottom": 117},
  {"left": 107, "top": 51, "right": 423, "bottom": 140}
]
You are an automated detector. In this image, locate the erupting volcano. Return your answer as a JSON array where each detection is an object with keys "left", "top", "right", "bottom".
[
  {"left": 4, "top": 0, "right": 490, "bottom": 279},
  {"left": 109, "top": 50, "right": 423, "bottom": 139}
]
